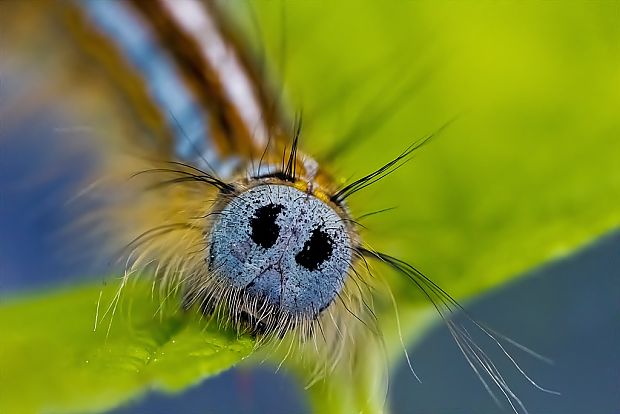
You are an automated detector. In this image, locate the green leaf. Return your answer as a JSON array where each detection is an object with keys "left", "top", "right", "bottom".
[
  {"left": 0, "top": 281, "right": 255, "bottom": 414},
  {"left": 244, "top": 1, "right": 620, "bottom": 411}
]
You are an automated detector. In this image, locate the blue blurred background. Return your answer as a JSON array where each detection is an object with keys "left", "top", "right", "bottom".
[{"left": 1, "top": 117, "right": 618, "bottom": 414}]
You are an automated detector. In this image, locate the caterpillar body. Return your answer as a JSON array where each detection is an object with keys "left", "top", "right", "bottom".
[{"left": 1, "top": 1, "right": 556, "bottom": 412}]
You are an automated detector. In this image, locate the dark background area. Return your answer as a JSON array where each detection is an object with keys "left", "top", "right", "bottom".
[{"left": 1, "top": 123, "right": 618, "bottom": 414}]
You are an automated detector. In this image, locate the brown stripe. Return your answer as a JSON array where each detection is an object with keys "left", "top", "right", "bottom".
[
  {"left": 128, "top": 0, "right": 286, "bottom": 159},
  {"left": 59, "top": 4, "right": 175, "bottom": 156}
]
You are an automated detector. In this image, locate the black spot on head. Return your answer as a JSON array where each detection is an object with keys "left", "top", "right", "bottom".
[
  {"left": 250, "top": 203, "right": 283, "bottom": 249},
  {"left": 295, "top": 227, "right": 334, "bottom": 271}
]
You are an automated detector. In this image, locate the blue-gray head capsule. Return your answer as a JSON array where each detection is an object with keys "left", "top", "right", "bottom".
[{"left": 208, "top": 184, "right": 352, "bottom": 323}]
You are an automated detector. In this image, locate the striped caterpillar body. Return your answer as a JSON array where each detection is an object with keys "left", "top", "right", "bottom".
[
  {"left": 7, "top": 0, "right": 380, "bottom": 371},
  {"left": 0, "top": 1, "right": 557, "bottom": 411}
]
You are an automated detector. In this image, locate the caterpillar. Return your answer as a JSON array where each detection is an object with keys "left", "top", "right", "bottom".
[{"left": 0, "top": 1, "right": 556, "bottom": 412}]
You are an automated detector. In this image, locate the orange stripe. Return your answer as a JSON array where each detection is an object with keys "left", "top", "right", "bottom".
[{"left": 60, "top": 5, "right": 175, "bottom": 155}]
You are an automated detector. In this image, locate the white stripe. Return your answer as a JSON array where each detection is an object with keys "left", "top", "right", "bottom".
[
  {"left": 82, "top": 0, "right": 238, "bottom": 178},
  {"left": 159, "top": 0, "right": 268, "bottom": 149}
]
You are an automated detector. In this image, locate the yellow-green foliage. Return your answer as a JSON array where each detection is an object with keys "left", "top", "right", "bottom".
[{"left": 0, "top": 283, "right": 254, "bottom": 414}]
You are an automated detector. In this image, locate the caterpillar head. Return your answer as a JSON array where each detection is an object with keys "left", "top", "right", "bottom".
[{"left": 205, "top": 181, "right": 356, "bottom": 335}]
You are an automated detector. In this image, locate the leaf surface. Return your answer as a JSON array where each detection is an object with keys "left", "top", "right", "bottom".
[{"left": 0, "top": 282, "right": 254, "bottom": 414}]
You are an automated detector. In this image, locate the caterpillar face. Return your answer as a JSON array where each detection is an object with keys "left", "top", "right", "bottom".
[{"left": 208, "top": 184, "right": 352, "bottom": 324}]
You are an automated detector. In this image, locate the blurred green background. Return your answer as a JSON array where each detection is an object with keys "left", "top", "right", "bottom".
[{"left": 245, "top": 0, "right": 620, "bottom": 302}]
